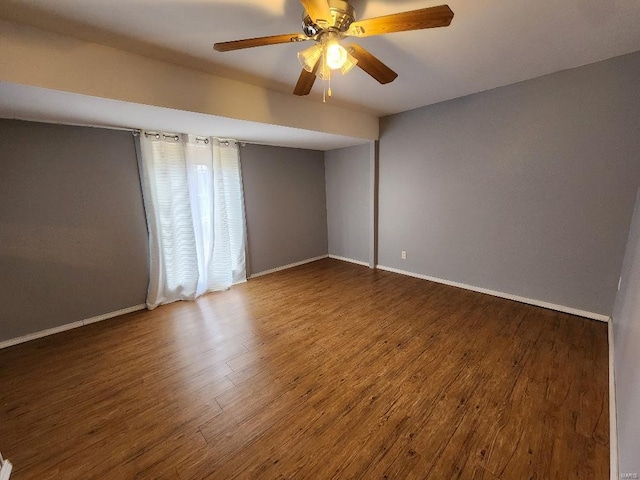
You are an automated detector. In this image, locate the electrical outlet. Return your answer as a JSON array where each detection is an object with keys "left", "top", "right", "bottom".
[{"left": 401, "top": 251, "right": 407, "bottom": 260}]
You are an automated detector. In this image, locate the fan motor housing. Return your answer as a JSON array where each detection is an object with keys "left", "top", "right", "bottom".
[{"left": 302, "top": 0, "right": 356, "bottom": 36}]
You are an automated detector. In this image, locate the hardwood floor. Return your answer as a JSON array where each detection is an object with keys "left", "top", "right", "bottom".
[{"left": 0, "top": 259, "right": 609, "bottom": 479}]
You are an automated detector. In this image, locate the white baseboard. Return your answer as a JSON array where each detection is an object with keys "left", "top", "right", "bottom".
[
  {"left": 0, "top": 453, "right": 13, "bottom": 480},
  {"left": 376, "top": 265, "right": 609, "bottom": 322},
  {"left": 0, "top": 304, "right": 146, "bottom": 350},
  {"left": 249, "top": 255, "right": 329, "bottom": 279},
  {"left": 609, "top": 319, "right": 619, "bottom": 480},
  {"left": 328, "top": 255, "right": 370, "bottom": 267},
  {"left": 82, "top": 304, "right": 147, "bottom": 325}
]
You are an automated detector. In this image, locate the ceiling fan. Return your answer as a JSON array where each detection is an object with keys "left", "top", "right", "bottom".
[{"left": 213, "top": 1, "right": 454, "bottom": 99}]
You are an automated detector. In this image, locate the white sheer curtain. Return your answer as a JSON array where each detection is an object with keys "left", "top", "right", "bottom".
[{"left": 138, "top": 133, "right": 246, "bottom": 309}]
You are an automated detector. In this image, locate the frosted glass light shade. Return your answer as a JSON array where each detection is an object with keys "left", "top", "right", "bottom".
[
  {"left": 297, "top": 44, "right": 323, "bottom": 72},
  {"left": 340, "top": 53, "right": 358, "bottom": 75}
]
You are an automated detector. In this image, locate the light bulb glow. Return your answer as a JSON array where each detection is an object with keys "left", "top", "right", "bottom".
[{"left": 326, "top": 42, "right": 348, "bottom": 70}]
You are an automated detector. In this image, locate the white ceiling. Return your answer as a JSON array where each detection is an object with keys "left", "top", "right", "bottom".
[
  {"left": 2, "top": 0, "right": 640, "bottom": 117},
  {"left": 0, "top": 82, "right": 366, "bottom": 151},
  {"left": 2, "top": 0, "right": 640, "bottom": 150}
]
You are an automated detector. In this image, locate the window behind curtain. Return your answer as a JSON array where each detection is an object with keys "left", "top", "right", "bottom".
[{"left": 138, "top": 133, "right": 246, "bottom": 309}]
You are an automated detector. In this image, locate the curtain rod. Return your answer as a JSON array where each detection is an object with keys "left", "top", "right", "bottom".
[
  {"left": 142, "top": 131, "right": 247, "bottom": 146},
  {"left": 7, "top": 117, "right": 250, "bottom": 146}
]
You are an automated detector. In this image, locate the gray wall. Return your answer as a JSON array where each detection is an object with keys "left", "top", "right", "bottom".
[
  {"left": 325, "top": 144, "right": 370, "bottom": 264},
  {"left": 378, "top": 51, "right": 640, "bottom": 316},
  {"left": 613, "top": 190, "right": 640, "bottom": 477},
  {"left": 240, "top": 144, "right": 327, "bottom": 275},
  {"left": 0, "top": 119, "right": 148, "bottom": 342}
]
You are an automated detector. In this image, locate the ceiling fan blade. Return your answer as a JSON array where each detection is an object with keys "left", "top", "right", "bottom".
[
  {"left": 347, "top": 5, "right": 454, "bottom": 38},
  {"left": 293, "top": 59, "right": 321, "bottom": 96},
  {"left": 348, "top": 44, "right": 398, "bottom": 84},
  {"left": 300, "top": 0, "right": 332, "bottom": 23},
  {"left": 214, "top": 33, "right": 308, "bottom": 52}
]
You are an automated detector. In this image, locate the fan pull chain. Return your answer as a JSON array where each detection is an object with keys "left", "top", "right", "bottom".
[
  {"left": 322, "top": 43, "right": 327, "bottom": 103},
  {"left": 323, "top": 76, "right": 326, "bottom": 103}
]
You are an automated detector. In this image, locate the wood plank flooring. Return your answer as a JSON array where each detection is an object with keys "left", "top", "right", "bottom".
[{"left": 0, "top": 259, "right": 609, "bottom": 479}]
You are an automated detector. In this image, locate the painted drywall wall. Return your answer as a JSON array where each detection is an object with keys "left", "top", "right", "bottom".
[
  {"left": 613, "top": 190, "right": 640, "bottom": 478},
  {"left": 325, "top": 144, "right": 371, "bottom": 264},
  {"left": 378, "top": 51, "right": 640, "bottom": 316},
  {"left": 0, "top": 19, "right": 378, "bottom": 141},
  {"left": 240, "top": 144, "right": 328, "bottom": 275},
  {"left": 0, "top": 119, "right": 148, "bottom": 342}
]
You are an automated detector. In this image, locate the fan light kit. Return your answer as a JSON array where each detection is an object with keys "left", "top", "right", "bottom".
[{"left": 213, "top": 0, "right": 454, "bottom": 101}]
